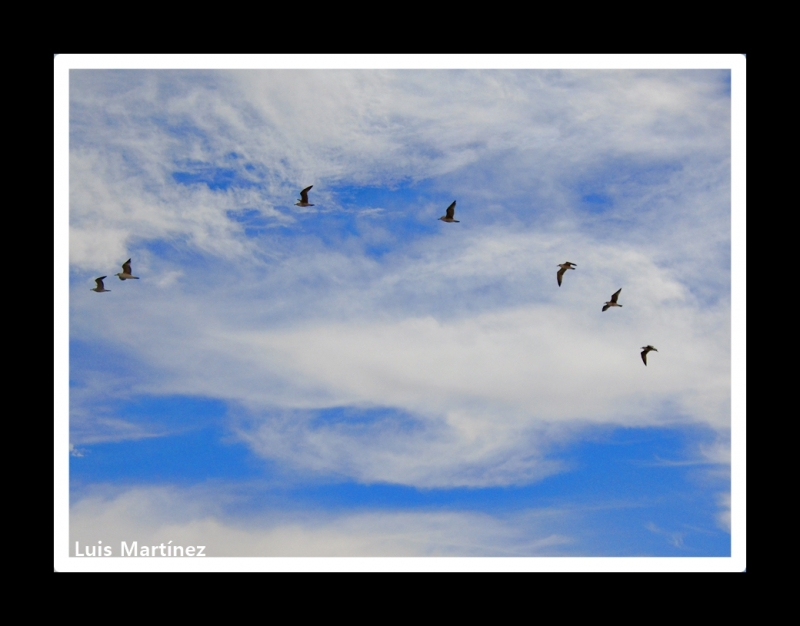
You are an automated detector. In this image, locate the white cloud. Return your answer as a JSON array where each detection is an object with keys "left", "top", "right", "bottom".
[
  {"left": 154, "top": 270, "right": 184, "bottom": 289},
  {"left": 716, "top": 492, "right": 731, "bottom": 534},
  {"left": 69, "top": 486, "right": 574, "bottom": 557},
  {"left": 234, "top": 70, "right": 729, "bottom": 182},
  {"left": 645, "top": 522, "right": 687, "bottom": 549},
  {"left": 68, "top": 70, "right": 730, "bottom": 270},
  {"left": 69, "top": 148, "right": 283, "bottom": 272},
  {"left": 68, "top": 228, "right": 729, "bottom": 485}
]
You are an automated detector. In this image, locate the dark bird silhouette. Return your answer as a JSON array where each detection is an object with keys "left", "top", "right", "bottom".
[
  {"left": 91, "top": 276, "right": 110, "bottom": 292},
  {"left": 295, "top": 185, "right": 315, "bottom": 207},
  {"left": 115, "top": 259, "right": 139, "bottom": 280},
  {"left": 602, "top": 288, "right": 622, "bottom": 311},
  {"left": 557, "top": 262, "right": 577, "bottom": 286},
  {"left": 438, "top": 201, "right": 459, "bottom": 223},
  {"left": 641, "top": 345, "right": 658, "bottom": 366}
]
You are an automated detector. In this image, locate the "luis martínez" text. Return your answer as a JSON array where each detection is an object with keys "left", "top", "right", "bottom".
[{"left": 74, "top": 541, "right": 206, "bottom": 556}]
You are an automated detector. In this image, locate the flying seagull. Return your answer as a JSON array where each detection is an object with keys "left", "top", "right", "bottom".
[
  {"left": 557, "top": 262, "right": 577, "bottom": 287},
  {"left": 439, "top": 201, "right": 459, "bottom": 223},
  {"left": 602, "top": 288, "right": 622, "bottom": 311},
  {"left": 295, "top": 185, "right": 315, "bottom": 207},
  {"left": 641, "top": 345, "right": 658, "bottom": 366},
  {"left": 115, "top": 259, "right": 139, "bottom": 281},
  {"left": 90, "top": 276, "right": 110, "bottom": 292}
]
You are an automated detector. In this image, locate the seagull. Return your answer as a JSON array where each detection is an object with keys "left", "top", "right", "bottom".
[
  {"left": 641, "top": 345, "right": 658, "bottom": 366},
  {"left": 295, "top": 185, "right": 315, "bottom": 207},
  {"left": 438, "top": 201, "right": 459, "bottom": 223},
  {"left": 602, "top": 288, "right": 622, "bottom": 311},
  {"left": 115, "top": 259, "right": 139, "bottom": 281},
  {"left": 90, "top": 276, "right": 110, "bottom": 292},
  {"left": 557, "top": 262, "right": 577, "bottom": 286}
]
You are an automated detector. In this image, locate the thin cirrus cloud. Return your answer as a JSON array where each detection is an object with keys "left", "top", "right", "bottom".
[
  {"left": 64, "top": 63, "right": 735, "bottom": 561},
  {"left": 69, "top": 485, "right": 575, "bottom": 557},
  {"left": 69, "top": 226, "right": 729, "bottom": 488},
  {"left": 68, "top": 69, "right": 729, "bottom": 267}
]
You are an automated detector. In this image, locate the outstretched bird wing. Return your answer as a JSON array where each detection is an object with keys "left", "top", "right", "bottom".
[
  {"left": 299, "top": 185, "right": 313, "bottom": 203},
  {"left": 95, "top": 276, "right": 106, "bottom": 288},
  {"left": 641, "top": 349, "right": 648, "bottom": 365},
  {"left": 122, "top": 259, "right": 132, "bottom": 275},
  {"left": 446, "top": 201, "right": 456, "bottom": 219},
  {"left": 557, "top": 267, "right": 567, "bottom": 286},
  {"left": 602, "top": 303, "right": 610, "bottom": 312},
  {"left": 610, "top": 288, "right": 621, "bottom": 303}
]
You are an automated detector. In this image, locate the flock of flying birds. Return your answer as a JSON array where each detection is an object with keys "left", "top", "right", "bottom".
[
  {"left": 437, "top": 195, "right": 658, "bottom": 367},
  {"left": 90, "top": 186, "right": 658, "bottom": 367}
]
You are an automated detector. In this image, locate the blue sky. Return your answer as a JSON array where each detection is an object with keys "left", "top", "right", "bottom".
[{"left": 58, "top": 57, "right": 743, "bottom": 569}]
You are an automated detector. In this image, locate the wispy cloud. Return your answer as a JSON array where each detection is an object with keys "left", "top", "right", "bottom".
[
  {"left": 645, "top": 522, "right": 687, "bottom": 549},
  {"left": 69, "top": 70, "right": 730, "bottom": 273},
  {"left": 716, "top": 492, "right": 731, "bottom": 533},
  {"left": 69, "top": 227, "right": 729, "bottom": 484},
  {"left": 70, "top": 485, "right": 574, "bottom": 557},
  {"left": 69, "top": 225, "right": 729, "bottom": 483}
]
